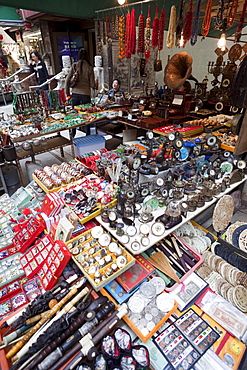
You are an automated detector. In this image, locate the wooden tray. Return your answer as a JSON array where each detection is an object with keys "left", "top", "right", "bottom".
[
  {"left": 67, "top": 228, "right": 135, "bottom": 291},
  {"left": 100, "top": 287, "right": 178, "bottom": 343}
]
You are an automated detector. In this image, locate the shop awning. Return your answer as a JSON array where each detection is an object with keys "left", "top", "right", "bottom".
[{"left": 0, "top": 0, "right": 245, "bottom": 37}]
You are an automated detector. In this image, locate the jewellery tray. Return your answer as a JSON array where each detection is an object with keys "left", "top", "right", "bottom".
[
  {"left": 100, "top": 286, "right": 178, "bottom": 343},
  {"left": 20, "top": 235, "right": 71, "bottom": 291},
  {"left": 67, "top": 198, "right": 117, "bottom": 225},
  {"left": 0, "top": 253, "right": 24, "bottom": 289},
  {"left": 213, "top": 132, "right": 235, "bottom": 152},
  {"left": 32, "top": 161, "right": 92, "bottom": 194},
  {"left": 153, "top": 124, "right": 204, "bottom": 137},
  {"left": 66, "top": 228, "right": 135, "bottom": 291},
  {"left": 12, "top": 216, "right": 45, "bottom": 254}
]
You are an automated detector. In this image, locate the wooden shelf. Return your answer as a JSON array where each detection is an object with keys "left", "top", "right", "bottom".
[{"left": 16, "top": 136, "right": 71, "bottom": 160}]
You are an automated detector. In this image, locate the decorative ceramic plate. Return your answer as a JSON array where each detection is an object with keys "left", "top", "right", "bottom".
[{"left": 212, "top": 195, "right": 234, "bottom": 232}]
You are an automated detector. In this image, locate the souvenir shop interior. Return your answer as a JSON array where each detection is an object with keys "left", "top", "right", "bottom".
[{"left": 0, "top": 0, "right": 247, "bottom": 369}]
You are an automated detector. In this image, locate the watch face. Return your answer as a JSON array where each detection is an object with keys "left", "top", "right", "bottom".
[
  {"left": 141, "top": 187, "right": 149, "bottom": 197},
  {"left": 133, "top": 157, "right": 141, "bottom": 170},
  {"left": 156, "top": 177, "right": 164, "bottom": 187},
  {"left": 168, "top": 132, "right": 175, "bottom": 141},
  {"left": 210, "top": 169, "right": 216, "bottom": 176},
  {"left": 141, "top": 236, "right": 150, "bottom": 247},
  {"left": 108, "top": 210, "right": 117, "bottom": 221},
  {"left": 139, "top": 223, "right": 150, "bottom": 235},
  {"left": 174, "top": 138, "right": 183, "bottom": 149},
  {"left": 237, "top": 160, "right": 246, "bottom": 170},
  {"left": 206, "top": 135, "right": 217, "bottom": 147},
  {"left": 131, "top": 241, "right": 140, "bottom": 252},
  {"left": 151, "top": 222, "right": 165, "bottom": 236},
  {"left": 91, "top": 226, "right": 104, "bottom": 239},
  {"left": 121, "top": 234, "right": 130, "bottom": 244},
  {"left": 220, "top": 161, "right": 233, "bottom": 174},
  {"left": 126, "top": 225, "right": 137, "bottom": 237}
]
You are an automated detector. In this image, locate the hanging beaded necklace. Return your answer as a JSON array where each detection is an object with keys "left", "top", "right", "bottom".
[
  {"left": 201, "top": 0, "right": 213, "bottom": 37},
  {"left": 183, "top": 0, "right": 193, "bottom": 46},
  {"left": 191, "top": 0, "right": 201, "bottom": 45},
  {"left": 213, "top": 0, "right": 225, "bottom": 29}
]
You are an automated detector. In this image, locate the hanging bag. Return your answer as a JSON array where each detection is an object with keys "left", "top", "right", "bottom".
[{"left": 69, "top": 62, "right": 80, "bottom": 88}]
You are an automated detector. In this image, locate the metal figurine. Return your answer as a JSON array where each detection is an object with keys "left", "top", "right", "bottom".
[
  {"left": 48, "top": 304, "right": 128, "bottom": 370},
  {"left": 6, "top": 279, "right": 87, "bottom": 360}
]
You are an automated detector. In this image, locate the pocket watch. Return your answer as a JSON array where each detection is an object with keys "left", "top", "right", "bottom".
[
  {"left": 151, "top": 222, "right": 165, "bottom": 236},
  {"left": 126, "top": 225, "right": 137, "bottom": 237},
  {"left": 126, "top": 154, "right": 142, "bottom": 170},
  {"left": 139, "top": 223, "right": 150, "bottom": 236},
  {"left": 108, "top": 209, "right": 118, "bottom": 222},
  {"left": 131, "top": 241, "right": 141, "bottom": 252},
  {"left": 168, "top": 132, "right": 176, "bottom": 142}
]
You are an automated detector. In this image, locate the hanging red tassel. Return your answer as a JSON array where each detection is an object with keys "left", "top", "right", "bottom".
[
  {"left": 158, "top": 8, "right": 166, "bottom": 51},
  {"left": 145, "top": 6, "right": 151, "bottom": 59},
  {"left": 137, "top": 13, "right": 145, "bottom": 53},
  {"left": 152, "top": 5, "right": 159, "bottom": 49},
  {"left": 183, "top": 0, "right": 193, "bottom": 46},
  {"left": 125, "top": 12, "right": 131, "bottom": 58},
  {"left": 130, "top": 9, "right": 136, "bottom": 55}
]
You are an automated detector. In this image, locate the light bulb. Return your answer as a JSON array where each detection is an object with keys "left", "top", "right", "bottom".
[
  {"left": 217, "top": 33, "right": 226, "bottom": 51},
  {"left": 117, "top": 0, "right": 126, "bottom": 5},
  {"left": 179, "top": 34, "right": 184, "bottom": 48}
]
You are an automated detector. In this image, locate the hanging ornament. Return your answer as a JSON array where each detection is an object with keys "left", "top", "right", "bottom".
[
  {"left": 158, "top": 8, "right": 166, "bottom": 51},
  {"left": 228, "top": 0, "right": 238, "bottom": 26},
  {"left": 166, "top": 5, "right": 177, "bottom": 48},
  {"left": 191, "top": 0, "right": 201, "bottom": 45},
  {"left": 176, "top": 0, "right": 185, "bottom": 46},
  {"left": 130, "top": 9, "right": 136, "bottom": 55},
  {"left": 152, "top": 5, "right": 159, "bottom": 49},
  {"left": 234, "top": 0, "right": 247, "bottom": 42},
  {"left": 183, "top": 0, "right": 193, "bottom": 46},
  {"left": 201, "top": 0, "right": 213, "bottom": 37},
  {"left": 114, "top": 13, "right": 119, "bottom": 38},
  {"left": 213, "top": 0, "right": 225, "bottom": 30},
  {"left": 144, "top": 7, "right": 151, "bottom": 59},
  {"left": 137, "top": 13, "right": 145, "bottom": 53},
  {"left": 118, "top": 15, "right": 125, "bottom": 59},
  {"left": 125, "top": 12, "right": 131, "bottom": 58}
]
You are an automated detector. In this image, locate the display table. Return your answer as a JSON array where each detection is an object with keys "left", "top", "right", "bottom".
[{"left": 96, "top": 176, "right": 247, "bottom": 255}]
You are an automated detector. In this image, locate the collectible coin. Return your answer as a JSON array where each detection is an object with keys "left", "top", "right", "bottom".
[
  {"left": 156, "top": 293, "right": 174, "bottom": 312},
  {"left": 128, "top": 295, "right": 145, "bottom": 313},
  {"left": 149, "top": 277, "right": 166, "bottom": 294}
]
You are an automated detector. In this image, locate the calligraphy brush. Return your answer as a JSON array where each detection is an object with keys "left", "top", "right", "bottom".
[
  {"left": 10, "top": 288, "right": 92, "bottom": 370},
  {"left": 48, "top": 304, "right": 128, "bottom": 370},
  {"left": 25, "top": 300, "right": 114, "bottom": 370}
]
